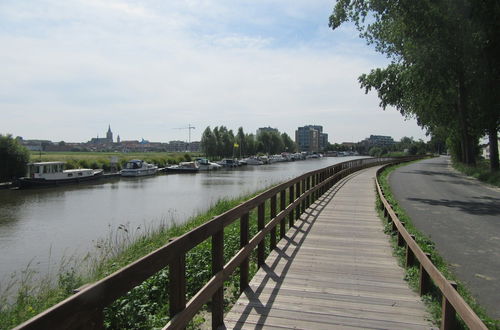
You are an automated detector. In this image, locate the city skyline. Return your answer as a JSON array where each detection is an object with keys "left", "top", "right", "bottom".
[{"left": 1, "top": 1, "right": 427, "bottom": 144}]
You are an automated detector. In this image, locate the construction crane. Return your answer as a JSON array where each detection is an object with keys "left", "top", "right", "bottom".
[{"left": 173, "top": 124, "right": 196, "bottom": 146}]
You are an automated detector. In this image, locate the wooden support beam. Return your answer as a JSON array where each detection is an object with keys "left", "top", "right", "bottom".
[
  {"left": 419, "top": 254, "right": 432, "bottom": 296},
  {"left": 280, "top": 190, "right": 286, "bottom": 238},
  {"left": 239, "top": 213, "right": 249, "bottom": 293},
  {"left": 270, "top": 196, "right": 277, "bottom": 250},
  {"left": 441, "top": 281, "right": 458, "bottom": 330},
  {"left": 257, "top": 203, "right": 265, "bottom": 267},
  {"left": 211, "top": 230, "right": 224, "bottom": 328}
]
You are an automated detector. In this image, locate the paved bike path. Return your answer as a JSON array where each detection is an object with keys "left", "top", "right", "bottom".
[{"left": 389, "top": 156, "right": 500, "bottom": 320}]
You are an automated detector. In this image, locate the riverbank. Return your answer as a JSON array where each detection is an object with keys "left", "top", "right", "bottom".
[
  {"left": 0, "top": 188, "right": 272, "bottom": 329},
  {"left": 377, "top": 162, "right": 499, "bottom": 329},
  {"left": 29, "top": 151, "right": 201, "bottom": 171}
]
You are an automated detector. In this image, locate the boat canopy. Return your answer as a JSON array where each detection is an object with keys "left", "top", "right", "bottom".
[{"left": 26, "top": 162, "right": 66, "bottom": 176}]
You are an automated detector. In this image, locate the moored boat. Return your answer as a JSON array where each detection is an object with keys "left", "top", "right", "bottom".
[
  {"left": 195, "top": 158, "right": 222, "bottom": 171},
  {"left": 218, "top": 159, "right": 239, "bottom": 168},
  {"left": 16, "top": 162, "right": 103, "bottom": 188},
  {"left": 242, "top": 157, "right": 264, "bottom": 165},
  {"left": 164, "top": 161, "right": 199, "bottom": 173},
  {"left": 120, "top": 160, "right": 158, "bottom": 177}
]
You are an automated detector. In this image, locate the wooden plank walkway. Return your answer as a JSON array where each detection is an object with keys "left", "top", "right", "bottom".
[{"left": 223, "top": 166, "right": 434, "bottom": 329}]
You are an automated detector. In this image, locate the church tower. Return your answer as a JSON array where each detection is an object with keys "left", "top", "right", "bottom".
[{"left": 106, "top": 125, "right": 113, "bottom": 143}]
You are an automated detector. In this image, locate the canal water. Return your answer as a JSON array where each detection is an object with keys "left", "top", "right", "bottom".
[{"left": 0, "top": 156, "right": 363, "bottom": 286}]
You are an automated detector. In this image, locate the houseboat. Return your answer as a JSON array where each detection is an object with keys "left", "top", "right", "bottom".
[{"left": 17, "top": 162, "right": 103, "bottom": 188}]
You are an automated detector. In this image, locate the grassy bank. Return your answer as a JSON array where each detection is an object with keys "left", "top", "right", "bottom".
[
  {"left": 452, "top": 159, "right": 500, "bottom": 187},
  {"left": 377, "top": 163, "right": 499, "bottom": 329},
  {"left": 0, "top": 187, "right": 277, "bottom": 329},
  {"left": 29, "top": 151, "right": 203, "bottom": 171}
]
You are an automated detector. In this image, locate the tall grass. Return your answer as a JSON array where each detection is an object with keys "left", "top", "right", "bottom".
[
  {"left": 452, "top": 159, "right": 500, "bottom": 187},
  {"left": 377, "top": 163, "right": 499, "bottom": 329},
  {"left": 0, "top": 187, "right": 279, "bottom": 329}
]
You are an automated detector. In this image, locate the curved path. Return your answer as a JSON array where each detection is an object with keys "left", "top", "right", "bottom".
[
  {"left": 389, "top": 156, "right": 500, "bottom": 320},
  {"left": 224, "top": 166, "right": 433, "bottom": 329}
]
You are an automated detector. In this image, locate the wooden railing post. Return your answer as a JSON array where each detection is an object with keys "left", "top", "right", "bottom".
[
  {"left": 301, "top": 179, "right": 306, "bottom": 214},
  {"left": 270, "top": 196, "right": 277, "bottom": 250},
  {"left": 397, "top": 223, "right": 405, "bottom": 247},
  {"left": 419, "top": 253, "right": 432, "bottom": 296},
  {"left": 306, "top": 176, "right": 311, "bottom": 208},
  {"left": 258, "top": 203, "right": 265, "bottom": 267},
  {"left": 240, "top": 213, "right": 249, "bottom": 293},
  {"left": 406, "top": 235, "right": 416, "bottom": 267},
  {"left": 280, "top": 190, "right": 286, "bottom": 238},
  {"left": 169, "top": 254, "right": 186, "bottom": 323},
  {"left": 441, "top": 281, "right": 458, "bottom": 330},
  {"left": 289, "top": 185, "right": 294, "bottom": 227},
  {"left": 295, "top": 181, "right": 300, "bottom": 220},
  {"left": 211, "top": 229, "right": 224, "bottom": 328}
]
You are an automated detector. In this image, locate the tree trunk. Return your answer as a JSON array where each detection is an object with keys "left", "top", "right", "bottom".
[
  {"left": 489, "top": 125, "right": 499, "bottom": 171},
  {"left": 457, "top": 72, "right": 476, "bottom": 165}
]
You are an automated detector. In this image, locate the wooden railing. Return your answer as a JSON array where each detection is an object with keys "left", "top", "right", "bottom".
[
  {"left": 375, "top": 164, "right": 488, "bottom": 330},
  {"left": 16, "top": 157, "right": 408, "bottom": 330}
]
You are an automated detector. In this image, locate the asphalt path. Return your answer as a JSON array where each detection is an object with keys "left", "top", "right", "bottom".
[{"left": 389, "top": 156, "right": 500, "bottom": 320}]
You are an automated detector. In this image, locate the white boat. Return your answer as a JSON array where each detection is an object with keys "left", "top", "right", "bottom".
[
  {"left": 217, "top": 159, "right": 239, "bottom": 168},
  {"left": 195, "top": 158, "right": 222, "bottom": 171},
  {"left": 17, "top": 162, "right": 103, "bottom": 188},
  {"left": 243, "top": 157, "right": 264, "bottom": 165},
  {"left": 120, "top": 160, "right": 158, "bottom": 177},
  {"left": 165, "top": 161, "right": 199, "bottom": 173}
]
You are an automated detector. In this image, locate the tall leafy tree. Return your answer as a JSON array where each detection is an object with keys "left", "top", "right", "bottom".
[
  {"left": 330, "top": 0, "right": 497, "bottom": 167},
  {"left": 0, "top": 134, "right": 30, "bottom": 181}
]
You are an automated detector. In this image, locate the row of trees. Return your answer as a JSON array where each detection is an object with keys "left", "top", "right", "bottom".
[
  {"left": 200, "top": 126, "right": 297, "bottom": 159},
  {"left": 330, "top": 0, "right": 499, "bottom": 170},
  {"left": 325, "top": 136, "right": 438, "bottom": 156}
]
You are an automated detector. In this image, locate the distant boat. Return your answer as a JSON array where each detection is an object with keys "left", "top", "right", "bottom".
[
  {"left": 120, "top": 160, "right": 158, "bottom": 177},
  {"left": 217, "top": 159, "right": 239, "bottom": 168},
  {"left": 17, "top": 161, "right": 103, "bottom": 188},
  {"left": 242, "top": 157, "right": 264, "bottom": 165},
  {"left": 195, "top": 158, "right": 222, "bottom": 171},
  {"left": 165, "top": 161, "right": 199, "bottom": 173}
]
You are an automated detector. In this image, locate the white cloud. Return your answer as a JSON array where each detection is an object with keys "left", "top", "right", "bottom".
[{"left": 0, "top": 0, "right": 426, "bottom": 143}]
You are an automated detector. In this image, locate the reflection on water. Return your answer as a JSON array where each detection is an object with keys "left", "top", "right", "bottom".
[{"left": 0, "top": 157, "right": 363, "bottom": 283}]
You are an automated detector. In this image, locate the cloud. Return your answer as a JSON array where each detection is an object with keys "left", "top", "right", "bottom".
[{"left": 0, "top": 0, "right": 426, "bottom": 143}]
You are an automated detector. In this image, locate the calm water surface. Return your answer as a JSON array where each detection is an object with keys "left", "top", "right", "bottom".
[{"left": 0, "top": 157, "right": 363, "bottom": 284}]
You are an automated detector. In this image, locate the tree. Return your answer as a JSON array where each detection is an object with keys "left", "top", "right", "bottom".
[
  {"left": 281, "top": 133, "right": 297, "bottom": 153},
  {"left": 200, "top": 127, "right": 217, "bottom": 159},
  {"left": 0, "top": 134, "right": 30, "bottom": 181},
  {"left": 330, "top": 0, "right": 497, "bottom": 168}
]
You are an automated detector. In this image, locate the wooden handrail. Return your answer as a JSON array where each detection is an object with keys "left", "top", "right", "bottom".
[
  {"left": 375, "top": 164, "right": 487, "bottom": 330},
  {"left": 16, "top": 156, "right": 413, "bottom": 330}
]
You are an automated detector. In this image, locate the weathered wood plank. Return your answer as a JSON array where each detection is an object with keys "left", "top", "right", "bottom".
[{"left": 224, "top": 167, "right": 433, "bottom": 329}]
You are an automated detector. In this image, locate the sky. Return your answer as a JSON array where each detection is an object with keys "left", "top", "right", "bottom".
[{"left": 0, "top": 0, "right": 428, "bottom": 144}]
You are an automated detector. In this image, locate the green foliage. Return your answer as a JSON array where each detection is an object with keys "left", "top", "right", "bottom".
[
  {"left": 330, "top": 0, "right": 499, "bottom": 168},
  {"left": 201, "top": 126, "right": 297, "bottom": 159},
  {"left": 452, "top": 159, "right": 500, "bottom": 187},
  {"left": 0, "top": 187, "right": 280, "bottom": 329},
  {"left": 0, "top": 134, "right": 30, "bottom": 181}
]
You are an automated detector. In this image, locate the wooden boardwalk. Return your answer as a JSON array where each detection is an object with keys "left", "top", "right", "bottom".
[{"left": 223, "top": 166, "right": 434, "bottom": 329}]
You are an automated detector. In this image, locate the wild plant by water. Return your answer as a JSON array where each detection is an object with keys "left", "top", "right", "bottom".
[{"left": 0, "top": 190, "right": 271, "bottom": 329}]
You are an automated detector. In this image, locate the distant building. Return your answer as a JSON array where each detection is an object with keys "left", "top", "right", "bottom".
[
  {"left": 295, "top": 125, "right": 328, "bottom": 152},
  {"left": 106, "top": 125, "right": 113, "bottom": 143},
  {"left": 89, "top": 125, "right": 115, "bottom": 145},
  {"left": 361, "top": 135, "right": 395, "bottom": 147},
  {"left": 256, "top": 126, "right": 279, "bottom": 136}
]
